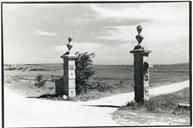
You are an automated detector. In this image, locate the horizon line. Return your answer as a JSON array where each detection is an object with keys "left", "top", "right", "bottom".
[{"left": 3, "top": 62, "right": 189, "bottom": 66}]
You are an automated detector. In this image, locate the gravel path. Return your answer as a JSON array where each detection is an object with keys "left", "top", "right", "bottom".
[{"left": 4, "top": 80, "right": 189, "bottom": 127}]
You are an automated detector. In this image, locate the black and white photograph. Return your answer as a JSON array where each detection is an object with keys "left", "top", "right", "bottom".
[{"left": 2, "top": 1, "right": 191, "bottom": 127}]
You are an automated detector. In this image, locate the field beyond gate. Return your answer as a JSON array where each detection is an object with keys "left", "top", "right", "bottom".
[{"left": 4, "top": 63, "right": 189, "bottom": 101}]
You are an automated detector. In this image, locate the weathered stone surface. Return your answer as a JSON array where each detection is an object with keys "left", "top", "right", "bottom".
[
  {"left": 68, "top": 88, "right": 76, "bottom": 98},
  {"left": 68, "top": 60, "right": 76, "bottom": 70},
  {"left": 133, "top": 54, "right": 144, "bottom": 103},
  {"left": 130, "top": 49, "right": 151, "bottom": 104},
  {"left": 55, "top": 54, "right": 77, "bottom": 99},
  {"left": 68, "top": 70, "right": 76, "bottom": 79},
  {"left": 68, "top": 79, "right": 76, "bottom": 88},
  {"left": 55, "top": 78, "right": 65, "bottom": 96},
  {"left": 143, "top": 60, "right": 150, "bottom": 101}
]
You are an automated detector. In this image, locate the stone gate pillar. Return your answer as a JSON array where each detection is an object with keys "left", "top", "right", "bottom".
[
  {"left": 130, "top": 25, "right": 152, "bottom": 104},
  {"left": 55, "top": 37, "right": 77, "bottom": 99},
  {"left": 61, "top": 54, "right": 77, "bottom": 99}
]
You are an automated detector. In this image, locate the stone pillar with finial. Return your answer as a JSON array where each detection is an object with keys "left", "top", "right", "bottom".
[
  {"left": 130, "top": 25, "right": 152, "bottom": 104},
  {"left": 55, "top": 37, "right": 77, "bottom": 99}
]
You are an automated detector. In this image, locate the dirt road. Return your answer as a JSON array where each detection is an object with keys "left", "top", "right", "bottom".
[{"left": 4, "top": 80, "right": 189, "bottom": 127}]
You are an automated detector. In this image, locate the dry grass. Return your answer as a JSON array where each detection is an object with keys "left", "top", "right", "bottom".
[
  {"left": 112, "top": 88, "right": 190, "bottom": 126},
  {"left": 121, "top": 88, "right": 190, "bottom": 113},
  {"left": 145, "top": 88, "right": 189, "bottom": 114},
  {"left": 4, "top": 63, "right": 189, "bottom": 101}
]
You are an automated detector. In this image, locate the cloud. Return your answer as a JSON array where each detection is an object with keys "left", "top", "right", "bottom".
[
  {"left": 79, "top": 15, "right": 97, "bottom": 20},
  {"left": 35, "top": 30, "right": 57, "bottom": 36},
  {"left": 90, "top": 3, "right": 189, "bottom": 44},
  {"left": 53, "top": 41, "right": 134, "bottom": 65},
  {"left": 4, "top": 3, "right": 189, "bottom": 64},
  {"left": 90, "top": 3, "right": 188, "bottom": 24},
  {"left": 99, "top": 25, "right": 136, "bottom": 42},
  {"left": 90, "top": 4, "right": 153, "bottom": 20},
  {"left": 54, "top": 42, "right": 104, "bottom": 53}
]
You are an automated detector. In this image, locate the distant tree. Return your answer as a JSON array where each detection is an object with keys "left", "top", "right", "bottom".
[{"left": 75, "top": 52, "right": 95, "bottom": 95}]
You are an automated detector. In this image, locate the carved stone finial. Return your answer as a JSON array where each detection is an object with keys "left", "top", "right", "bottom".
[
  {"left": 137, "top": 25, "right": 143, "bottom": 34},
  {"left": 65, "top": 37, "right": 73, "bottom": 55},
  {"left": 136, "top": 25, "right": 144, "bottom": 45},
  {"left": 68, "top": 37, "right": 73, "bottom": 43}
]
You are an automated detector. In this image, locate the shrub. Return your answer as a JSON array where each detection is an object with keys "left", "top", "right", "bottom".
[
  {"left": 75, "top": 52, "right": 95, "bottom": 95},
  {"left": 34, "top": 74, "right": 46, "bottom": 88},
  {"left": 96, "top": 82, "right": 113, "bottom": 92}
]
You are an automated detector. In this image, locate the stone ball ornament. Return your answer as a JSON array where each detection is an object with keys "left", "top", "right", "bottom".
[
  {"left": 63, "top": 95, "right": 67, "bottom": 100},
  {"left": 137, "top": 25, "right": 143, "bottom": 34}
]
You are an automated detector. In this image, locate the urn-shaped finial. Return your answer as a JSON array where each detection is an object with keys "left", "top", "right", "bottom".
[
  {"left": 66, "top": 37, "right": 73, "bottom": 53},
  {"left": 136, "top": 25, "right": 144, "bottom": 45},
  {"left": 68, "top": 37, "right": 73, "bottom": 43}
]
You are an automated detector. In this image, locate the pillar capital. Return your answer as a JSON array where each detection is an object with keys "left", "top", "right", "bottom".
[
  {"left": 61, "top": 54, "right": 78, "bottom": 60},
  {"left": 130, "top": 49, "right": 152, "bottom": 57}
]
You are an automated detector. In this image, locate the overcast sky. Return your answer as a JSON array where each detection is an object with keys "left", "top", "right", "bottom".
[{"left": 3, "top": 2, "right": 189, "bottom": 65}]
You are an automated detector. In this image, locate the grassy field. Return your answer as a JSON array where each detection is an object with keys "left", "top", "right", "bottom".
[
  {"left": 112, "top": 88, "right": 190, "bottom": 125},
  {"left": 4, "top": 63, "right": 189, "bottom": 101}
]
